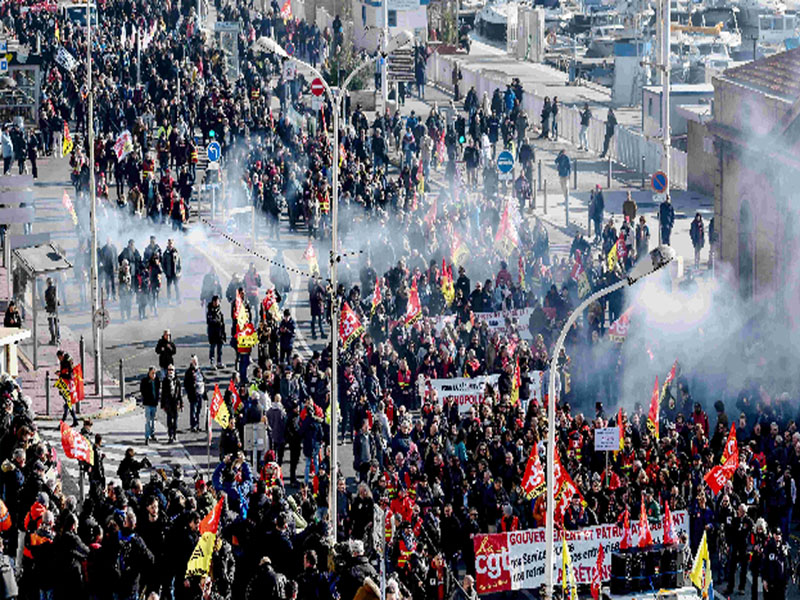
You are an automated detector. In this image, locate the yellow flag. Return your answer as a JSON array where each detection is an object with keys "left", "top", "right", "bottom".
[
  {"left": 562, "top": 538, "right": 578, "bottom": 600},
  {"left": 689, "top": 531, "right": 712, "bottom": 599},
  {"left": 186, "top": 531, "right": 217, "bottom": 577},
  {"left": 607, "top": 243, "right": 618, "bottom": 272}
]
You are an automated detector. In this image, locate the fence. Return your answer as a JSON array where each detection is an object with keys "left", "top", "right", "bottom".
[{"left": 429, "top": 52, "right": 688, "bottom": 189}]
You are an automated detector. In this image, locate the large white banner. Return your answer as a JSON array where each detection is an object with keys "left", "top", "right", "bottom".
[
  {"left": 473, "top": 510, "right": 689, "bottom": 595},
  {"left": 475, "top": 307, "right": 534, "bottom": 340},
  {"left": 429, "top": 375, "right": 499, "bottom": 415}
]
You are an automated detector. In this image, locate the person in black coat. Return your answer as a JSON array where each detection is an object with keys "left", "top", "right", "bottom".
[
  {"left": 56, "top": 512, "right": 90, "bottom": 598},
  {"left": 155, "top": 329, "right": 177, "bottom": 375},
  {"left": 207, "top": 296, "right": 226, "bottom": 369},
  {"left": 160, "top": 365, "right": 182, "bottom": 443},
  {"left": 659, "top": 196, "right": 675, "bottom": 245},
  {"left": 140, "top": 366, "right": 160, "bottom": 444}
]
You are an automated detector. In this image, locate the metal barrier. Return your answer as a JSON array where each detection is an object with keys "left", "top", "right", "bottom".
[{"left": 427, "top": 52, "right": 689, "bottom": 189}]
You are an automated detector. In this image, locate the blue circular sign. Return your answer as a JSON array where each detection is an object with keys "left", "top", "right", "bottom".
[
  {"left": 651, "top": 170, "right": 668, "bottom": 193},
  {"left": 497, "top": 150, "right": 514, "bottom": 174},
  {"left": 286, "top": 42, "right": 295, "bottom": 56},
  {"left": 207, "top": 141, "right": 221, "bottom": 163}
]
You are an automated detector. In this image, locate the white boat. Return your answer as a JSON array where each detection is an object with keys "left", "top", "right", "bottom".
[{"left": 475, "top": 0, "right": 515, "bottom": 41}]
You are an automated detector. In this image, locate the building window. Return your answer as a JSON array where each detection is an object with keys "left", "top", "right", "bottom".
[
  {"left": 388, "top": 9, "right": 397, "bottom": 26},
  {"left": 648, "top": 97, "right": 653, "bottom": 118}
]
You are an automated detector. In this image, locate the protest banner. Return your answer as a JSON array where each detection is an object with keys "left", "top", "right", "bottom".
[
  {"left": 473, "top": 510, "right": 689, "bottom": 594},
  {"left": 429, "top": 375, "right": 499, "bottom": 415}
]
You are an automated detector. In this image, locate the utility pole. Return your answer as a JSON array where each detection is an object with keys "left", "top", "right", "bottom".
[
  {"left": 382, "top": 0, "right": 389, "bottom": 113},
  {"left": 87, "top": 1, "right": 100, "bottom": 395},
  {"left": 661, "top": 0, "right": 671, "bottom": 187}
]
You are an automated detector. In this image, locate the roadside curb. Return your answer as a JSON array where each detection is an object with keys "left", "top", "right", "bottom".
[{"left": 35, "top": 398, "right": 138, "bottom": 422}]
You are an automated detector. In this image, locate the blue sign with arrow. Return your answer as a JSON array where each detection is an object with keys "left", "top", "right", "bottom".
[{"left": 207, "top": 141, "right": 221, "bottom": 163}]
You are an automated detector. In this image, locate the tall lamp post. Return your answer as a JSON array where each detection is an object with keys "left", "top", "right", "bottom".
[
  {"left": 543, "top": 245, "right": 676, "bottom": 598},
  {"left": 87, "top": 0, "right": 101, "bottom": 396},
  {"left": 251, "top": 32, "right": 412, "bottom": 543}
]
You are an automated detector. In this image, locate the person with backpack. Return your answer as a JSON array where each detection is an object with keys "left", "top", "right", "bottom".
[
  {"left": 308, "top": 276, "right": 326, "bottom": 340},
  {"left": 184, "top": 355, "right": 207, "bottom": 433}
]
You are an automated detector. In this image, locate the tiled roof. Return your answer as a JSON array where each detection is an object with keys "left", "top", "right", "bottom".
[{"left": 721, "top": 47, "right": 800, "bottom": 101}]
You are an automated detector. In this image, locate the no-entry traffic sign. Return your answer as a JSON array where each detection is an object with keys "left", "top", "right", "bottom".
[
  {"left": 497, "top": 150, "right": 514, "bottom": 174},
  {"left": 311, "top": 77, "right": 325, "bottom": 97},
  {"left": 651, "top": 170, "right": 668, "bottom": 193}
]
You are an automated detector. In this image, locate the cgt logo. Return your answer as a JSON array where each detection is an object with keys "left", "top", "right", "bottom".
[
  {"left": 475, "top": 548, "right": 511, "bottom": 578},
  {"left": 474, "top": 533, "right": 512, "bottom": 593}
]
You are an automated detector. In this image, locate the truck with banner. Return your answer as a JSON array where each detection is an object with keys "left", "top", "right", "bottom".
[{"left": 473, "top": 510, "right": 689, "bottom": 594}]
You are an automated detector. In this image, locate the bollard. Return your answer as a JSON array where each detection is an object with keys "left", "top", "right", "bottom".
[
  {"left": 641, "top": 155, "right": 646, "bottom": 189},
  {"left": 607, "top": 155, "right": 612, "bottom": 189},
  {"left": 565, "top": 185, "right": 570, "bottom": 227},
  {"left": 532, "top": 186, "right": 537, "bottom": 211},
  {"left": 79, "top": 335, "right": 85, "bottom": 373},
  {"left": 79, "top": 467, "right": 85, "bottom": 504},
  {"left": 543, "top": 180, "right": 548, "bottom": 214},
  {"left": 538, "top": 160, "right": 542, "bottom": 191},
  {"left": 45, "top": 371, "right": 50, "bottom": 416},
  {"left": 119, "top": 358, "right": 125, "bottom": 403},
  {"left": 573, "top": 158, "right": 578, "bottom": 191}
]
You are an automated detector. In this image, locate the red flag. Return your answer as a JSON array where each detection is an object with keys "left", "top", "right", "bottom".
[
  {"left": 617, "top": 408, "right": 625, "bottom": 452},
  {"left": 660, "top": 360, "right": 678, "bottom": 403},
  {"left": 721, "top": 424, "right": 737, "bottom": 465},
  {"left": 520, "top": 446, "right": 545, "bottom": 499},
  {"left": 371, "top": 277, "right": 382, "bottom": 315},
  {"left": 647, "top": 376, "right": 659, "bottom": 440},
  {"left": 570, "top": 249, "right": 584, "bottom": 281},
  {"left": 705, "top": 425, "right": 739, "bottom": 493},
  {"left": 663, "top": 501, "right": 677, "bottom": 545},
  {"left": 59, "top": 421, "right": 94, "bottom": 466},
  {"left": 553, "top": 452, "right": 584, "bottom": 525},
  {"left": 280, "top": 0, "right": 292, "bottom": 18},
  {"left": 210, "top": 384, "right": 230, "bottom": 428},
  {"left": 404, "top": 277, "right": 422, "bottom": 326},
  {"left": 200, "top": 497, "right": 224, "bottom": 535},
  {"left": 229, "top": 379, "right": 242, "bottom": 413},
  {"left": 424, "top": 196, "right": 437, "bottom": 229},
  {"left": 619, "top": 509, "right": 632, "bottom": 549},
  {"left": 339, "top": 302, "right": 364, "bottom": 349},
  {"left": 638, "top": 496, "right": 654, "bottom": 547},
  {"left": 591, "top": 544, "right": 605, "bottom": 600},
  {"left": 607, "top": 306, "right": 633, "bottom": 342}
]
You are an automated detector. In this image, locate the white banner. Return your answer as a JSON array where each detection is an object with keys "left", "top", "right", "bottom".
[
  {"left": 474, "top": 510, "right": 690, "bottom": 594},
  {"left": 55, "top": 45, "right": 79, "bottom": 72},
  {"left": 429, "top": 375, "right": 499, "bottom": 415},
  {"left": 475, "top": 307, "right": 534, "bottom": 340}
]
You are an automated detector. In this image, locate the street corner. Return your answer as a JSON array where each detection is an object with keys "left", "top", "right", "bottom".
[{"left": 34, "top": 397, "right": 138, "bottom": 422}]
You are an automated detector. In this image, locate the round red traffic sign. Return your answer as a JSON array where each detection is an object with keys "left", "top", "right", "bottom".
[{"left": 311, "top": 77, "right": 325, "bottom": 97}]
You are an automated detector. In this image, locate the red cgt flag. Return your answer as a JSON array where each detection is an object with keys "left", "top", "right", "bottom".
[
  {"left": 591, "top": 544, "right": 605, "bottom": 600},
  {"left": 647, "top": 376, "right": 660, "bottom": 440},
  {"left": 663, "top": 500, "right": 678, "bottom": 545},
  {"left": 60, "top": 421, "right": 94, "bottom": 466},
  {"left": 619, "top": 509, "right": 632, "bottom": 549},
  {"left": 339, "top": 302, "right": 364, "bottom": 350},
  {"left": 520, "top": 446, "right": 545, "bottom": 499},
  {"left": 404, "top": 277, "right": 422, "bottom": 326},
  {"left": 638, "top": 496, "right": 654, "bottom": 547},
  {"left": 229, "top": 379, "right": 242, "bottom": 413}
]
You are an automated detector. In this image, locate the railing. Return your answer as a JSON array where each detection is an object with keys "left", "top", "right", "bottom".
[{"left": 428, "top": 52, "right": 689, "bottom": 189}]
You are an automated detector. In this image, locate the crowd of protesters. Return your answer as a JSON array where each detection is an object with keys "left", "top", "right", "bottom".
[{"left": 0, "top": 0, "right": 794, "bottom": 596}]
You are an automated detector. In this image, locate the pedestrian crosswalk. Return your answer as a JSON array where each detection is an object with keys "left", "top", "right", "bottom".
[{"left": 37, "top": 410, "right": 206, "bottom": 495}]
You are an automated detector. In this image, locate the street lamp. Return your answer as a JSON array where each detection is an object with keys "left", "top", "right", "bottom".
[
  {"left": 543, "top": 245, "right": 676, "bottom": 598},
  {"left": 251, "top": 31, "right": 412, "bottom": 543}
]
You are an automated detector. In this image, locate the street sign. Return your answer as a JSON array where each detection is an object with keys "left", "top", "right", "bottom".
[
  {"left": 594, "top": 427, "right": 620, "bottom": 451},
  {"left": 0, "top": 41, "right": 7, "bottom": 53},
  {"left": 310, "top": 77, "right": 325, "bottom": 97},
  {"left": 286, "top": 41, "right": 295, "bottom": 56},
  {"left": 651, "top": 170, "right": 668, "bottom": 193},
  {"left": 206, "top": 141, "right": 221, "bottom": 163},
  {"left": 0, "top": 58, "right": 7, "bottom": 75},
  {"left": 93, "top": 309, "right": 110, "bottom": 330},
  {"left": 497, "top": 150, "right": 514, "bottom": 174},
  {"left": 282, "top": 62, "right": 296, "bottom": 80},
  {"left": 214, "top": 21, "right": 240, "bottom": 32},
  {"left": 311, "top": 96, "right": 322, "bottom": 111}
]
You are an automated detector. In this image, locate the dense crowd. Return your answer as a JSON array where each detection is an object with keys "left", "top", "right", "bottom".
[{"left": 0, "top": 0, "right": 793, "bottom": 598}]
